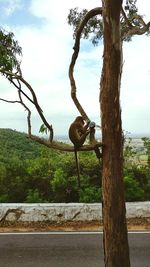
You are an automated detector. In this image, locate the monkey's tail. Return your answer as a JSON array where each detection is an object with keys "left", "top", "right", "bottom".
[{"left": 74, "top": 149, "right": 81, "bottom": 189}]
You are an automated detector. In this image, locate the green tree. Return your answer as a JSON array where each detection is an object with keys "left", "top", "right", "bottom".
[
  {"left": 0, "top": 156, "right": 27, "bottom": 203},
  {"left": 51, "top": 168, "right": 67, "bottom": 202},
  {"left": 142, "top": 137, "right": 150, "bottom": 166},
  {"left": 0, "top": 29, "right": 22, "bottom": 72},
  {"left": 79, "top": 186, "right": 102, "bottom": 203},
  {"left": 51, "top": 168, "right": 79, "bottom": 203},
  {"left": 26, "top": 189, "right": 44, "bottom": 203},
  {"left": 124, "top": 175, "right": 144, "bottom": 201}
]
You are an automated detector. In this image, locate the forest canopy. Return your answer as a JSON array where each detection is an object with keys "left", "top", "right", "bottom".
[{"left": 0, "top": 128, "right": 149, "bottom": 203}]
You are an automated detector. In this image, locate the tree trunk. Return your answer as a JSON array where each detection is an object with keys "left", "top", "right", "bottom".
[{"left": 100, "top": 1, "right": 130, "bottom": 266}]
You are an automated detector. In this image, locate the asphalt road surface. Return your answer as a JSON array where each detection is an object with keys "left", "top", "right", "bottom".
[{"left": 0, "top": 232, "right": 149, "bottom": 267}]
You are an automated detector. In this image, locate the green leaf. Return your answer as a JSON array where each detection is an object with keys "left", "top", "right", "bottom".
[{"left": 39, "top": 124, "right": 48, "bottom": 134}]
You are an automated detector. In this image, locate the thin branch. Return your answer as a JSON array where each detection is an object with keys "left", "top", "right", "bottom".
[
  {"left": 0, "top": 98, "right": 20, "bottom": 104},
  {"left": 0, "top": 69, "right": 20, "bottom": 79},
  {"left": 18, "top": 90, "right": 32, "bottom": 137},
  {"left": 124, "top": 21, "right": 150, "bottom": 38},
  {"left": 19, "top": 76, "right": 53, "bottom": 142},
  {"left": 69, "top": 7, "right": 102, "bottom": 121},
  {"left": 1, "top": 70, "right": 43, "bottom": 112},
  {"left": 9, "top": 77, "right": 35, "bottom": 105}
]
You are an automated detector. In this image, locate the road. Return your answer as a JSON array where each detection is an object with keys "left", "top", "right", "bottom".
[{"left": 0, "top": 232, "right": 149, "bottom": 267}]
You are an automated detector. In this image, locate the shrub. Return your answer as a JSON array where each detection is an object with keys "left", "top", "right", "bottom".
[{"left": 124, "top": 175, "right": 144, "bottom": 201}]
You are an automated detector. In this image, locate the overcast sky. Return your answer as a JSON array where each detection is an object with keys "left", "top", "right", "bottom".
[{"left": 0, "top": 0, "right": 150, "bottom": 138}]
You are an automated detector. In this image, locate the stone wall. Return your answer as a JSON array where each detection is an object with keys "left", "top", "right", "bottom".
[{"left": 0, "top": 202, "right": 149, "bottom": 223}]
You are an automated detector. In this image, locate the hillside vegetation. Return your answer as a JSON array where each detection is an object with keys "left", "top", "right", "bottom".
[
  {"left": 0, "top": 128, "right": 149, "bottom": 203},
  {"left": 0, "top": 129, "right": 42, "bottom": 159}
]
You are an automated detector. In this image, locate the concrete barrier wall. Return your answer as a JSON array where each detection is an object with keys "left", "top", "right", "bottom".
[{"left": 0, "top": 202, "right": 149, "bottom": 223}]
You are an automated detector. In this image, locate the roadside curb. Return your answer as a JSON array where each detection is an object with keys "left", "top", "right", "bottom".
[{"left": 0, "top": 202, "right": 149, "bottom": 232}]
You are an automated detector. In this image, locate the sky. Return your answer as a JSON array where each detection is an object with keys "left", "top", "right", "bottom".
[{"left": 0, "top": 0, "right": 150, "bottom": 138}]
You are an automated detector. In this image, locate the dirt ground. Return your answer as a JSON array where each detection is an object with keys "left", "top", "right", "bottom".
[{"left": 0, "top": 218, "right": 149, "bottom": 232}]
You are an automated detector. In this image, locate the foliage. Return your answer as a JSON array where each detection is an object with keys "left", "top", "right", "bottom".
[
  {"left": 0, "top": 129, "right": 149, "bottom": 203},
  {"left": 0, "top": 28, "right": 22, "bottom": 73},
  {"left": 67, "top": 0, "right": 150, "bottom": 45},
  {"left": 123, "top": 137, "right": 136, "bottom": 168},
  {"left": 25, "top": 189, "right": 45, "bottom": 203},
  {"left": 123, "top": 137, "right": 150, "bottom": 201},
  {"left": 39, "top": 124, "right": 49, "bottom": 135},
  {"left": 68, "top": 8, "right": 103, "bottom": 46},
  {"left": 79, "top": 186, "right": 102, "bottom": 203},
  {"left": 142, "top": 137, "right": 150, "bottom": 166},
  {"left": 124, "top": 175, "right": 144, "bottom": 201},
  {"left": 0, "top": 128, "right": 42, "bottom": 159}
]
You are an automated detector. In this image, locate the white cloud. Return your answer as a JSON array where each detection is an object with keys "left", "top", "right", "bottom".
[
  {"left": 29, "top": 0, "right": 101, "bottom": 22},
  {"left": 121, "top": 32, "right": 150, "bottom": 134},
  {"left": 137, "top": 0, "right": 150, "bottom": 21}
]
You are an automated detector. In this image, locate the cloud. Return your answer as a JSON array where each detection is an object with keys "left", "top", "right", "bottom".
[
  {"left": 121, "top": 33, "right": 150, "bottom": 134},
  {"left": 29, "top": 0, "right": 101, "bottom": 22},
  {"left": 137, "top": 0, "right": 150, "bottom": 21}
]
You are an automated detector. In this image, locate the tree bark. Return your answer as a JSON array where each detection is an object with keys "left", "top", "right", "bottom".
[{"left": 100, "top": 1, "right": 130, "bottom": 266}]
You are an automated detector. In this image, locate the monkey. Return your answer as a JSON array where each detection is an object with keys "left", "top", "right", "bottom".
[
  {"left": 69, "top": 116, "right": 90, "bottom": 148},
  {"left": 69, "top": 116, "right": 90, "bottom": 189}
]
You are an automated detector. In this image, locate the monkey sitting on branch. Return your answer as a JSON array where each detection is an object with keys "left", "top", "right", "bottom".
[
  {"left": 69, "top": 116, "right": 90, "bottom": 189},
  {"left": 69, "top": 116, "right": 102, "bottom": 189}
]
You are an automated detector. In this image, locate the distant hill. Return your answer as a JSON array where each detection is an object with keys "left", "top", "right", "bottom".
[
  {"left": 0, "top": 128, "right": 149, "bottom": 161},
  {"left": 129, "top": 133, "right": 150, "bottom": 138},
  {"left": 0, "top": 128, "right": 42, "bottom": 159}
]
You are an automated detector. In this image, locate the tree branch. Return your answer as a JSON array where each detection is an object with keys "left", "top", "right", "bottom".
[
  {"left": 9, "top": 77, "right": 35, "bottom": 105},
  {"left": 0, "top": 98, "right": 20, "bottom": 104},
  {"left": 121, "top": 6, "right": 133, "bottom": 28},
  {"left": 124, "top": 21, "right": 150, "bottom": 38},
  {"left": 121, "top": 6, "right": 150, "bottom": 39},
  {"left": 18, "top": 90, "right": 32, "bottom": 137},
  {"left": 133, "top": 14, "right": 147, "bottom": 27},
  {"left": 19, "top": 75, "right": 54, "bottom": 142},
  {"left": 0, "top": 69, "right": 54, "bottom": 142},
  {"left": 69, "top": 7, "right": 102, "bottom": 121},
  {"left": 29, "top": 134, "right": 103, "bottom": 152}
]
